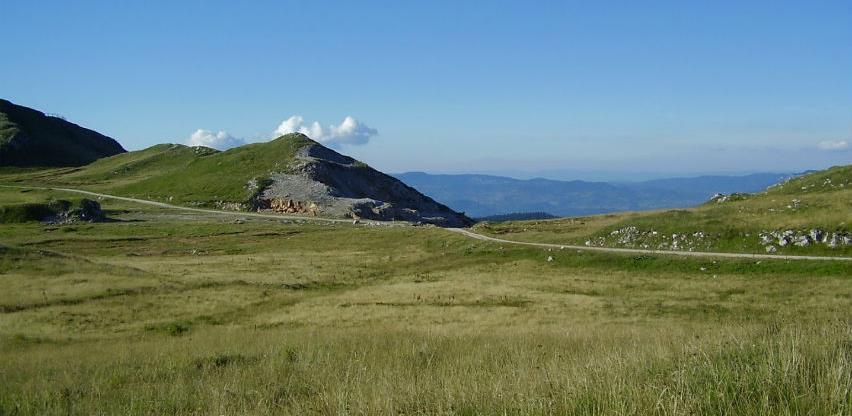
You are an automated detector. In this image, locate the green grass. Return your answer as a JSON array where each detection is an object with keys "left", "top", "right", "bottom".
[
  {"left": 0, "top": 111, "right": 21, "bottom": 146},
  {"left": 115, "top": 135, "right": 311, "bottom": 205},
  {"left": 0, "top": 133, "right": 316, "bottom": 208},
  {"left": 0, "top": 196, "right": 104, "bottom": 224},
  {"left": 0, "top": 188, "right": 850, "bottom": 414},
  {"left": 0, "top": 202, "right": 58, "bottom": 223},
  {"left": 3, "top": 322, "right": 849, "bottom": 415},
  {"left": 768, "top": 164, "right": 852, "bottom": 195},
  {"left": 0, "top": 165, "right": 850, "bottom": 414},
  {"left": 474, "top": 166, "right": 852, "bottom": 257}
]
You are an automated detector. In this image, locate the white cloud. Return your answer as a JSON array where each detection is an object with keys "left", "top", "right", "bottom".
[
  {"left": 274, "top": 115, "right": 378, "bottom": 147},
  {"left": 274, "top": 116, "right": 305, "bottom": 137},
  {"left": 188, "top": 116, "right": 378, "bottom": 150},
  {"left": 817, "top": 140, "right": 849, "bottom": 151},
  {"left": 187, "top": 129, "right": 245, "bottom": 150}
]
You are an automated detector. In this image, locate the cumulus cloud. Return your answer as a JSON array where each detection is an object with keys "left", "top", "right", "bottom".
[
  {"left": 274, "top": 115, "right": 378, "bottom": 147},
  {"left": 187, "top": 129, "right": 246, "bottom": 150},
  {"left": 188, "top": 116, "right": 378, "bottom": 150},
  {"left": 817, "top": 140, "right": 849, "bottom": 151}
]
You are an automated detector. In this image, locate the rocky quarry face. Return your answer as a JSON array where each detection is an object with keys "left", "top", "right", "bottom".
[
  {"left": 247, "top": 141, "right": 473, "bottom": 227},
  {"left": 255, "top": 198, "right": 319, "bottom": 215}
]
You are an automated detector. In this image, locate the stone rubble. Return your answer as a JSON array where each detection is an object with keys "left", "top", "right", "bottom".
[
  {"left": 758, "top": 229, "right": 851, "bottom": 249},
  {"left": 583, "top": 226, "right": 851, "bottom": 252},
  {"left": 709, "top": 192, "right": 750, "bottom": 203},
  {"left": 585, "top": 226, "right": 712, "bottom": 251}
]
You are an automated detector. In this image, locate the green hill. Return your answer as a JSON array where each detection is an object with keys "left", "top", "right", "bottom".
[
  {"left": 765, "top": 165, "right": 852, "bottom": 195},
  {"left": 0, "top": 99, "right": 126, "bottom": 167},
  {"left": 13, "top": 133, "right": 473, "bottom": 226},
  {"left": 49, "top": 134, "right": 318, "bottom": 204},
  {"left": 474, "top": 165, "right": 852, "bottom": 256}
]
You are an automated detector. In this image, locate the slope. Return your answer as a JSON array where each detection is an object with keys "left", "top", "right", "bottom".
[
  {"left": 8, "top": 134, "right": 472, "bottom": 226},
  {"left": 0, "top": 99, "right": 126, "bottom": 167},
  {"left": 473, "top": 164, "right": 852, "bottom": 256}
]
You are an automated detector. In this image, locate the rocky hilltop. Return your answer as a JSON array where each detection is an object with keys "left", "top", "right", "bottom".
[
  {"left": 248, "top": 137, "right": 474, "bottom": 226},
  {"left": 0, "top": 99, "right": 126, "bottom": 167},
  {"left": 45, "top": 133, "right": 473, "bottom": 227}
]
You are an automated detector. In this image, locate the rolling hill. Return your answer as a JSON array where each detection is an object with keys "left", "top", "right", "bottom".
[
  {"left": 14, "top": 134, "right": 473, "bottom": 227},
  {"left": 473, "top": 165, "right": 852, "bottom": 256},
  {"left": 0, "top": 99, "right": 125, "bottom": 167}
]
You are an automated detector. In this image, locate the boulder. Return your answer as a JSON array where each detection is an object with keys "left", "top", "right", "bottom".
[
  {"left": 809, "top": 229, "right": 824, "bottom": 242},
  {"left": 793, "top": 235, "right": 811, "bottom": 247},
  {"left": 77, "top": 198, "right": 104, "bottom": 221}
]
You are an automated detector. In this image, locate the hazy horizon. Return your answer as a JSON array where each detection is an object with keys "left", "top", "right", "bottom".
[{"left": 392, "top": 168, "right": 799, "bottom": 183}]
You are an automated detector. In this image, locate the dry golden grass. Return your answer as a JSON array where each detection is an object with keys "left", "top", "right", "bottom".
[{"left": 0, "top": 187, "right": 850, "bottom": 414}]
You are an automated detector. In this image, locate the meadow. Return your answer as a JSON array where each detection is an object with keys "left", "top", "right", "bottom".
[
  {"left": 0, "top": 186, "right": 850, "bottom": 415},
  {"left": 473, "top": 168, "right": 852, "bottom": 258}
]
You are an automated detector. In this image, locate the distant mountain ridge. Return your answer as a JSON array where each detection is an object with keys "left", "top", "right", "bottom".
[
  {"left": 394, "top": 171, "right": 795, "bottom": 218},
  {"left": 477, "top": 212, "right": 558, "bottom": 222},
  {"left": 0, "top": 99, "right": 125, "bottom": 167}
]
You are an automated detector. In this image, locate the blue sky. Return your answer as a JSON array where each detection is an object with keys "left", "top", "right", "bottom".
[{"left": 2, "top": 1, "right": 850, "bottom": 180}]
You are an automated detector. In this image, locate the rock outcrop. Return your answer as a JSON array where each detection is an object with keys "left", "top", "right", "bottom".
[
  {"left": 0, "top": 198, "right": 105, "bottom": 224},
  {"left": 709, "top": 192, "right": 750, "bottom": 203},
  {"left": 584, "top": 226, "right": 713, "bottom": 252},
  {"left": 758, "top": 229, "right": 851, "bottom": 249},
  {"left": 249, "top": 136, "right": 473, "bottom": 227}
]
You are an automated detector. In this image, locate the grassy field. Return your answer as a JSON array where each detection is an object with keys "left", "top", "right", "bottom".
[
  {"left": 0, "top": 186, "right": 850, "bottom": 414},
  {"left": 0, "top": 133, "right": 318, "bottom": 208},
  {"left": 473, "top": 166, "right": 852, "bottom": 257}
]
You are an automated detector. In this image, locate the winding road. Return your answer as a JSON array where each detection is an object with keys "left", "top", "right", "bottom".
[
  {"left": 4, "top": 184, "right": 852, "bottom": 262},
  {"left": 2, "top": 185, "right": 355, "bottom": 223}
]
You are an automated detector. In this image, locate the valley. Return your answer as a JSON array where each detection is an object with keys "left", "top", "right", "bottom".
[
  {"left": 0, "top": 102, "right": 850, "bottom": 415},
  {"left": 4, "top": 3, "right": 851, "bottom": 413},
  {"left": 1, "top": 185, "right": 850, "bottom": 414}
]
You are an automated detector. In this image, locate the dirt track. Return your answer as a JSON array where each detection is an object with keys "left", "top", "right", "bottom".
[
  {"left": 446, "top": 228, "right": 852, "bottom": 262},
  {"left": 5, "top": 184, "right": 852, "bottom": 262}
]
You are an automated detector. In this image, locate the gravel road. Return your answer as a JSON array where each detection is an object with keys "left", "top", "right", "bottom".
[{"left": 5, "top": 184, "right": 851, "bottom": 262}]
